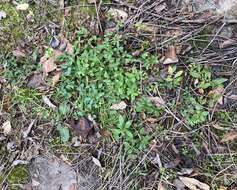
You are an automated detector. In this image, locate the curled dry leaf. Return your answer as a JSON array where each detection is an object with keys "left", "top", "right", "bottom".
[
  {"left": 27, "top": 73, "right": 48, "bottom": 91},
  {"left": 147, "top": 96, "right": 165, "bottom": 107},
  {"left": 179, "top": 177, "right": 210, "bottom": 190},
  {"left": 40, "top": 56, "right": 57, "bottom": 74},
  {"left": 227, "top": 94, "right": 237, "bottom": 100},
  {"left": 100, "top": 129, "right": 111, "bottom": 137},
  {"left": 145, "top": 117, "right": 158, "bottom": 123},
  {"left": 42, "top": 96, "right": 57, "bottom": 109},
  {"left": 16, "top": 3, "right": 29, "bottom": 11},
  {"left": 163, "top": 46, "right": 179, "bottom": 65},
  {"left": 52, "top": 70, "right": 62, "bottom": 86},
  {"left": 219, "top": 39, "right": 236, "bottom": 49},
  {"left": 158, "top": 183, "right": 166, "bottom": 190},
  {"left": 108, "top": 8, "right": 128, "bottom": 23},
  {"left": 2, "top": 120, "right": 11, "bottom": 135},
  {"left": 40, "top": 50, "right": 63, "bottom": 74},
  {"left": 58, "top": 36, "right": 73, "bottom": 54},
  {"left": 110, "top": 101, "right": 127, "bottom": 110},
  {"left": 66, "top": 42, "right": 73, "bottom": 55},
  {"left": 70, "top": 117, "right": 94, "bottom": 139},
  {"left": 208, "top": 87, "right": 224, "bottom": 105},
  {"left": 221, "top": 131, "right": 237, "bottom": 143},
  {"left": 173, "top": 179, "right": 186, "bottom": 190},
  {"left": 12, "top": 49, "right": 26, "bottom": 58}
]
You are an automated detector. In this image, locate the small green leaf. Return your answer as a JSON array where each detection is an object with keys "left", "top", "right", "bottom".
[
  {"left": 57, "top": 126, "right": 70, "bottom": 143},
  {"left": 212, "top": 78, "right": 228, "bottom": 85},
  {"left": 168, "top": 66, "right": 176, "bottom": 75},
  {"left": 174, "top": 70, "right": 183, "bottom": 78},
  {"left": 125, "top": 130, "right": 134, "bottom": 140},
  {"left": 59, "top": 102, "right": 70, "bottom": 115}
]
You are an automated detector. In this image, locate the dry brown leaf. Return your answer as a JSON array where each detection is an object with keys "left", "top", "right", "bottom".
[
  {"left": 40, "top": 50, "right": 63, "bottom": 74},
  {"left": 2, "top": 120, "right": 11, "bottom": 135},
  {"left": 137, "top": 23, "right": 158, "bottom": 33},
  {"left": 218, "top": 186, "right": 228, "bottom": 190},
  {"left": 198, "top": 88, "right": 204, "bottom": 95},
  {"left": 70, "top": 117, "right": 93, "bottom": 139},
  {"left": 108, "top": 8, "right": 128, "bottom": 22},
  {"left": 110, "top": 101, "right": 127, "bottom": 110},
  {"left": 208, "top": 87, "right": 224, "bottom": 105},
  {"left": 100, "top": 130, "right": 111, "bottom": 137},
  {"left": 16, "top": 3, "right": 29, "bottom": 11},
  {"left": 173, "top": 179, "right": 186, "bottom": 190},
  {"left": 227, "top": 94, "right": 237, "bottom": 100},
  {"left": 145, "top": 117, "right": 158, "bottom": 123},
  {"left": 179, "top": 177, "right": 210, "bottom": 190},
  {"left": 147, "top": 96, "right": 165, "bottom": 107},
  {"left": 219, "top": 39, "right": 236, "bottom": 49},
  {"left": 158, "top": 182, "right": 166, "bottom": 190},
  {"left": 27, "top": 73, "right": 47, "bottom": 91},
  {"left": 163, "top": 46, "right": 179, "bottom": 65},
  {"left": 40, "top": 56, "right": 57, "bottom": 74},
  {"left": 52, "top": 70, "right": 62, "bottom": 86},
  {"left": 42, "top": 96, "right": 57, "bottom": 109},
  {"left": 66, "top": 42, "right": 73, "bottom": 55},
  {"left": 221, "top": 131, "right": 237, "bottom": 143},
  {"left": 12, "top": 49, "right": 26, "bottom": 58}
]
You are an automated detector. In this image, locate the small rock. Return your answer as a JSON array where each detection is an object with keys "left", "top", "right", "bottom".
[{"left": 50, "top": 36, "right": 60, "bottom": 49}]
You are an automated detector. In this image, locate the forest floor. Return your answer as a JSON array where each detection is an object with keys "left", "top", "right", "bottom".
[{"left": 1, "top": 0, "right": 237, "bottom": 189}]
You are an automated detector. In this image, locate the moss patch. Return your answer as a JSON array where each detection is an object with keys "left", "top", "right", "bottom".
[
  {"left": 0, "top": 3, "right": 25, "bottom": 53},
  {"left": 7, "top": 165, "right": 29, "bottom": 190}
]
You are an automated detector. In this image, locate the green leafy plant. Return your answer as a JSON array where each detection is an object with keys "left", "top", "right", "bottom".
[
  {"left": 111, "top": 115, "right": 150, "bottom": 154},
  {"left": 136, "top": 97, "right": 163, "bottom": 117},
  {"left": 54, "top": 28, "right": 158, "bottom": 118},
  {"left": 181, "top": 91, "right": 209, "bottom": 126},
  {"left": 51, "top": 28, "right": 158, "bottom": 146},
  {"left": 165, "top": 66, "right": 184, "bottom": 87},
  {"left": 189, "top": 63, "right": 227, "bottom": 90}
]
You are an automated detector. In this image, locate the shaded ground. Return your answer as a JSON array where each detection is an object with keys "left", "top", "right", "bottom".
[{"left": 1, "top": 0, "right": 237, "bottom": 189}]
